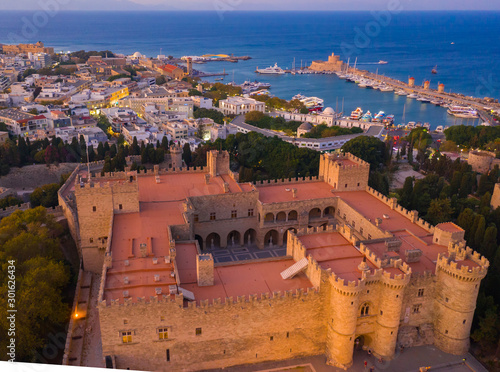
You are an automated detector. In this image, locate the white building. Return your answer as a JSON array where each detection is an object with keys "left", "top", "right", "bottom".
[
  {"left": 191, "top": 96, "right": 213, "bottom": 109},
  {"left": 219, "top": 96, "right": 265, "bottom": 116}
]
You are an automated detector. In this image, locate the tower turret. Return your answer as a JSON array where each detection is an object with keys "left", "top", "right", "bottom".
[
  {"left": 433, "top": 248, "right": 488, "bottom": 354},
  {"left": 170, "top": 144, "right": 183, "bottom": 169}
]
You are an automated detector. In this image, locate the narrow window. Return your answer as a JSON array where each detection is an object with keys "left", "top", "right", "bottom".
[
  {"left": 90, "top": 238, "right": 94, "bottom": 243},
  {"left": 210, "top": 213, "right": 216, "bottom": 221},
  {"left": 286, "top": 332, "right": 289, "bottom": 338},
  {"left": 418, "top": 288, "right": 424, "bottom": 297},
  {"left": 93, "top": 206, "right": 96, "bottom": 212},
  {"left": 166, "top": 349, "right": 170, "bottom": 362},
  {"left": 345, "top": 183, "right": 348, "bottom": 188},
  {"left": 248, "top": 209, "right": 254, "bottom": 217},
  {"left": 119, "top": 204, "right": 123, "bottom": 210},
  {"left": 194, "top": 214, "right": 199, "bottom": 222},
  {"left": 357, "top": 183, "right": 360, "bottom": 186},
  {"left": 270, "top": 336, "right": 273, "bottom": 341},
  {"left": 413, "top": 304, "right": 421, "bottom": 314},
  {"left": 231, "top": 210, "right": 237, "bottom": 219},
  {"left": 196, "top": 327, "right": 202, "bottom": 336}
]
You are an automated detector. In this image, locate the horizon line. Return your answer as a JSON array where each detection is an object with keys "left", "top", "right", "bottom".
[{"left": 1, "top": 9, "right": 500, "bottom": 12}]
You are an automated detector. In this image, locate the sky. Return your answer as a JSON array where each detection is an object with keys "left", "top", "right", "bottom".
[{"left": 1, "top": 0, "right": 500, "bottom": 11}]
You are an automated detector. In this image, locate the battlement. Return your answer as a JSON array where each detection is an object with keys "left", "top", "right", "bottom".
[
  {"left": 99, "top": 286, "right": 320, "bottom": 309},
  {"left": 325, "top": 152, "right": 370, "bottom": 169},
  {"left": 436, "top": 254, "right": 489, "bottom": 281},
  {"left": 359, "top": 243, "right": 383, "bottom": 268},
  {"left": 0, "top": 202, "right": 30, "bottom": 218},
  {"left": 366, "top": 186, "right": 435, "bottom": 233},
  {"left": 252, "top": 175, "right": 323, "bottom": 186},
  {"left": 329, "top": 272, "right": 365, "bottom": 296}
]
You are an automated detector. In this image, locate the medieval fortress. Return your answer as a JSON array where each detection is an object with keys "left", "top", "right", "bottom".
[{"left": 58, "top": 148, "right": 489, "bottom": 371}]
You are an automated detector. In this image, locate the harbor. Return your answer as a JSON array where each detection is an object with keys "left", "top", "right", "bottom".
[{"left": 249, "top": 55, "right": 499, "bottom": 128}]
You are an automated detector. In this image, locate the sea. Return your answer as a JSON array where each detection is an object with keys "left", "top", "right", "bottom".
[{"left": 1, "top": 10, "right": 500, "bottom": 129}]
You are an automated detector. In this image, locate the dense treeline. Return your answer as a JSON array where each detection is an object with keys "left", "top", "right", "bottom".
[
  {"left": 184, "top": 132, "right": 320, "bottom": 182},
  {"left": 0, "top": 208, "right": 77, "bottom": 362},
  {"left": 0, "top": 128, "right": 171, "bottom": 176},
  {"left": 445, "top": 125, "right": 500, "bottom": 150}
]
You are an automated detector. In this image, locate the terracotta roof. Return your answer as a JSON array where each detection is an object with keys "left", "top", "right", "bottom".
[
  {"left": 436, "top": 222, "right": 464, "bottom": 233},
  {"left": 160, "top": 64, "right": 181, "bottom": 73}
]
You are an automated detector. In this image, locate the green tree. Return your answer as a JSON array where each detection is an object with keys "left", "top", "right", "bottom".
[
  {"left": 425, "top": 199, "right": 454, "bottom": 225},
  {"left": 30, "top": 183, "right": 60, "bottom": 208},
  {"left": 482, "top": 226, "right": 498, "bottom": 261},
  {"left": 183, "top": 143, "right": 192, "bottom": 166},
  {"left": 0, "top": 196, "right": 23, "bottom": 209},
  {"left": 341, "top": 136, "right": 386, "bottom": 170}
]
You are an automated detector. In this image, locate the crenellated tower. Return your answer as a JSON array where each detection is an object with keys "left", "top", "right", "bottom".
[{"left": 433, "top": 245, "right": 489, "bottom": 354}]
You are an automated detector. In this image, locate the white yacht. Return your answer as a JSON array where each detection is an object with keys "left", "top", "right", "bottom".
[
  {"left": 408, "top": 93, "right": 418, "bottom": 99},
  {"left": 256, "top": 63, "right": 285, "bottom": 75},
  {"left": 435, "top": 125, "right": 444, "bottom": 133},
  {"left": 395, "top": 90, "right": 408, "bottom": 96},
  {"left": 447, "top": 106, "right": 478, "bottom": 119}
]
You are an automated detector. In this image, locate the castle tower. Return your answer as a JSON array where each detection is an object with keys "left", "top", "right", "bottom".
[
  {"left": 326, "top": 275, "right": 363, "bottom": 369},
  {"left": 186, "top": 57, "right": 193, "bottom": 76},
  {"left": 319, "top": 153, "right": 370, "bottom": 191},
  {"left": 170, "top": 144, "right": 183, "bottom": 169},
  {"left": 74, "top": 173, "right": 140, "bottom": 273},
  {"left": 408, "top": 77, "right": 415, "bottom": 87},
  {"left": 372, "top": 266, "right": 410, "bottom": 359},
  {"left": 197, "top": 254, "right": 214, "bottom": 286},
  {"left": 207, "top": 150, "right": 230, "bottom": 177},
  {"left": 433, "top": 250, "right": 488, "bottom": 354}
]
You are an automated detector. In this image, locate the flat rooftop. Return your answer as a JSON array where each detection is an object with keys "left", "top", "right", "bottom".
[
  {"left": 299, "top": 232, "right": 388, "bottom": 283},
  {"left": 138, "top": 172, "right": 243, "bottom": 202},
  {"left": 180, "top": 259, "right": 313, "bottom": 305},
  {"left": 257, "top": 181, "right": 334, "bottom": 204},
  {"left": 335, "top": 190, "right": 430, "bottom": 237}
]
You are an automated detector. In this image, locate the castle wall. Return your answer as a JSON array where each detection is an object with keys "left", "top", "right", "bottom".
[
  {"left": 98, "top": 288, "right": 327, "bottom": 372},
  {"left": 336, "top": 198, "right": 390, "bottom": 240}
]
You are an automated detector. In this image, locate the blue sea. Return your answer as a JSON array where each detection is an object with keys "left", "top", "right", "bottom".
[{"left": 1, "top": 11, "right": 500, "bottom": 129}]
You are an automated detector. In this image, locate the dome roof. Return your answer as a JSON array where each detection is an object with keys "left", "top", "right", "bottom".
[
  {"left": 298, "top": 122, "right": 313, "bottom": 130},
  {"left": 323, "top": 107, "right": 335, "bottom": 115},
  {"left": 132, "top": 52, "right": 142, "bottom": 58}
]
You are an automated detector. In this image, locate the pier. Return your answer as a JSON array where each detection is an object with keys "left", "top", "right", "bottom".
[{"left": 346, "top": 68, "right": 500, "bottom": 124}]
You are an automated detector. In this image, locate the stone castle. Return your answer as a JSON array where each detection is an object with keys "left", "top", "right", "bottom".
[
  {"left": 58, "top": 149, "right": 489, "bottom": 371},
  {"left": 309, "top": 52, "right": 345, "bottom": 72}
]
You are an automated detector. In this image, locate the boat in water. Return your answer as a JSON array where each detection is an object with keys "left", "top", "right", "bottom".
[
  {"left": 407, "top": 121, "right": 416, "bottom": 129},
  {"left": 395, "top": 90, "right": 408, "bottom": 96},
  {"left": 383, "top": 115, "right": 395, "bottom": 125},
  {"left": 408, "top": 93, "right": 419, "bottom": 99},
  {"left": 417, "top": 96, "right": 431, "bottom": 103},
  {"left": 373, "top": 111, "right": 385, "bottom": 122},
  {"left": 435, "top": 125, "right": 444, "bottom": 133},
  {"left": 378, "top": 60, "right": 388, "bottom": 64},
  {"left": 447, "top": 106, "right": 478, "bottom": 119},
  {"left": 350, "top": 107, "right": 363, "bottom": 120},
  {"left": 379, "top": 85, "right": 394, "bottom": 92},
  {"left": 432, "top": 65, "right": 438, "bottom": 74},
  {"left": 256, "top": 63, "right": 285, "bottom": 75},
  {"left": 292, "top": 94, "right": 324, "bottom": 112},
  {"left": 360, "top": 110, "right": 373, "bottom": 122}
]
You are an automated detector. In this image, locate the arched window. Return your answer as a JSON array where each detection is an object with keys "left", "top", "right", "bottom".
[{"left": 360, "top": 303, "right": 370, "bottom": 317}]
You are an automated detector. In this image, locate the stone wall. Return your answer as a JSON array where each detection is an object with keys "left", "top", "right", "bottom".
[{"left": 98, "top": 288, "right": 326, "bottom": 372}]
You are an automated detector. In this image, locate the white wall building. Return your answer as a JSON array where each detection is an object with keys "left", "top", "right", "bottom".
[{"left": 219, "top": 96, "right": 265, "bottom": 116}]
